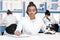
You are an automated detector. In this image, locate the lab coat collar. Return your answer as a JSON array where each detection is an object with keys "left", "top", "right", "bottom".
[{"left": 7, "top": 14, "right": 12, "bottom": 16}]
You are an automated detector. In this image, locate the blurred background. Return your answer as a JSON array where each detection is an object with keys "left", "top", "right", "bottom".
[{"left": 0, "top": 0, "right": 60, "bottom": 25}]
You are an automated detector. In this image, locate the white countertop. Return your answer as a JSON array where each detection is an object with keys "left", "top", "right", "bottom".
[{"left": 0, "top": 33, "right": 60, "bottom": 40}]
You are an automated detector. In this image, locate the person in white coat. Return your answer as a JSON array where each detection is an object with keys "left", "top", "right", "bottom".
[
  {"left": 43, "top": 10, "right": 58, "bottom": 32},
  {"left": 15, "top": 2, "right": 46, "bottom": 36},
  {"left": 0, "top": 14, "right": 5, "bottom": 35},
  {"left": 4, "top": 10, "right": 17, "bottom": 34}
]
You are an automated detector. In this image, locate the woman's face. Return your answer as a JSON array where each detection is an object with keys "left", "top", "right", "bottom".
[
  {"left": 45, "top": 15, "right": 50, "bottom": 18},
  {"left": 27, "top": 6, "right": 37, "bottom": 19}
]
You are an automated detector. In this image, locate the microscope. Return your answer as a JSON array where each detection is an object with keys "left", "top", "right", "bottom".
[{"left": 44, "top": 24, "right": 55, "bottom": 34}]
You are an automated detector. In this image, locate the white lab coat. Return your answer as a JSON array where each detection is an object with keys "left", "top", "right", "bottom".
[
  {"left": 16, "top": 15, "right": 46, "bottom": 34},
  {"left": 4, "top": 14, "right": 17, "bottom": 27},
  {"left": 0, "top": 18, "right": 5, "bottom": 26},
  {"left": 43, "top": 16, "right": 56, "bottom": 26}
]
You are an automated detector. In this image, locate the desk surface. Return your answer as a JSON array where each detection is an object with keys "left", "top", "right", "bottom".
[{"left": 0, "top": 33, "right": 60, "bottom": 40}]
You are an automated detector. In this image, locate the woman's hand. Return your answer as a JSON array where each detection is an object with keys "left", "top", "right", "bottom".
[{"left": 15, "top": 30, "right": 21, "bottom": 36}]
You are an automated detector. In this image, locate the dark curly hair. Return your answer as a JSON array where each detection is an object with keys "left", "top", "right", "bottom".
[
  {"left": 45, "top": 10, "right": 50, "bottom": 16},
  {"left": 26, "top": 2, "right": 37, "bottom": 15},
  {"left": 7, "top": 10, "right": 12, "bottom": 15}
]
